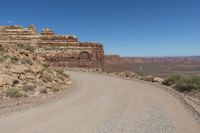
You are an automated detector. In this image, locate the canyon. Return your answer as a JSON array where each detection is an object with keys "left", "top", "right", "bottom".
[{"left": 104, "top": 55, "right": 200, "bottom": 77}]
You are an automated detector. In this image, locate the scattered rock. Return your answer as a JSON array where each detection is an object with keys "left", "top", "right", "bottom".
[{"left": 154, "top": 77, "right": 164, "bottom": 83}]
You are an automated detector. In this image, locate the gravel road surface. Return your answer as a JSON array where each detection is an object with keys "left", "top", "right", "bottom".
[{"left": 0, "top": 71, "right": 199, "bottom": 133}]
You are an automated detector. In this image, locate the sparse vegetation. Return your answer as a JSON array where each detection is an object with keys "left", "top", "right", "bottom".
[
  {"left": 42, "top": 63, "right": 49, "bottom": 68},
  {"left": 174, "top": 76, "right": 200, "bottom": 92},
  {"left": 42, "top": 75, "right": 53, "bottom": 83},
  {"left": 6, "top": 87, "right": 23, "bottom": 98},
  {"left": 17, "top": 44, "right": 35, "bottom": 52},
  {"left": 162, "top": 75, "right": 181, "bottom": 86},
  {"left": 0, "top": 55, "right": 6, "bottom": 62},
  {"left": 40, "top": 88, "right": 47, "bottom": 94},
  {"left": 0, "top": 44, "right": 5, "bottom": 51},
  {"left": 23, "top": 84, "right": 36, "bottom": 92},
  {"left": 57, "top": 69, "right": 69, "bottom": 78},
  {"left": 135, "top": 71, "right": 144, "bottom": 77},
  {"left": 10, "top": 56, "right": 19, "bottom": 63},
  {"left": 144, "top": 76, "right": 155, "bottom": 82},
  {"left": 162, "top": 75, "right": 200, "bottom": 92},
  {"left": 57, "top": 69, "right": 64, "bottom": 75},
  {"left": 124, "top": 72, "right": 133, "bottom": 78},
  {"left": 23, "top": 58, "right": 33, "bottom": 65}
]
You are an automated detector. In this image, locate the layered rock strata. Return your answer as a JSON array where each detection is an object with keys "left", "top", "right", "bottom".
[{"left": 0, "top": 25, "right": 104, "bottom": 68}]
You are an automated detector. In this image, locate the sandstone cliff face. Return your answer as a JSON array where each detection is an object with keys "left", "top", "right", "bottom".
[{"left": 0, "top": 25, "right": 104, "bottom": 68}]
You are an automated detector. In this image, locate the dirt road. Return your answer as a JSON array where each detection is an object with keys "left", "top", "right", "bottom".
[{"left": 0, "top": 71, "right": 199, "bottom": 133}]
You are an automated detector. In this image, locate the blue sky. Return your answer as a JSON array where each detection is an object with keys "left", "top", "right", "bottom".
[{"left": 0, "top": 0, "right": 200, "bottom": 56}]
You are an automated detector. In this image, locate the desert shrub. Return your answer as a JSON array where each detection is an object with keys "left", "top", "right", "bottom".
[
  {"left": 57, "top": 69, "right": 64, "bottom": 75},
  {"left": 23, "top": 84, "right": 36, "bottom": 92},
  {"left": 42, "top": 63, "right": 49, "bottom": 68},
  {"left": 0, "top": 56, "right": 6, "bottom": 62},
  {"left": 17, "top": 44, "right": 35, "bottom": 52},
  {"left": 162, "top": 75, "right": 181, "bottom": 86},
  {"left": 174, "top": 76, "right": 200, "bottom": 92},
  {"left": 135, "top": 71, "right": 144, "bottom": 77},
  {"left": 102, "top": 68, "right": 112, "bottom": 73},
  {"left": 124, "top": 72, "right": 131, "bottom": 78},
  {"left": 25, "top": 45, "right": 35, "bottom": 52},
  {"left": 10, "top": 56, "right": 19, "bottom": 63},
  {"left": 6, "top": 87, "right": 23, "bottom": 98},
  {"left": 40, "top": 88, "right": 47, "bottom": 94},
  {"left": 0, "top": 44, "right": 5, "bottom": 51},
  {"left": 57, "top": 69, "right": 69, "bottom": 78},
  {"left": 42, "top": 75, "right": 53, "bottom": 83},
  {"left": 24, "top": 58, "right": 33, "bottom": 65},
  {"left": 17, "top": 44, "right": 24, "bottom": 48}
]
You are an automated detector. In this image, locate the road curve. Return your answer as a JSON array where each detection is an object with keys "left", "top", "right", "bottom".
[{"left": 0, "top": 71, "right": 199, "bottom": 133}]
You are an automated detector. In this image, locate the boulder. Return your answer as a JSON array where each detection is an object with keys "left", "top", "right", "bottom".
[
  {"left": 154, "top": 77, "right": 164, "bottom": 83},
  {"left": 0, "top": 74, "right": 16, "bottom": 86},
  {"left": 20, "top": 73, "right": 35, "bottom": 81},
  {"left": 30, "top": 65, "right": 43, "bottom": 74},
  {"left": 9, "top": 64, "right": 29, "bottom": 74}
]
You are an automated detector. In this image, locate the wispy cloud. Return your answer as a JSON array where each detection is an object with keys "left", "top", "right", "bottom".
[{"left": 6, "top": 20, "right": 14, "bottom": 24}]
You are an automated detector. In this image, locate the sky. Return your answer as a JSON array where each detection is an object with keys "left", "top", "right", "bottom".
[{"left": 0, "top": 0, "right": 200, "bottom": 57}]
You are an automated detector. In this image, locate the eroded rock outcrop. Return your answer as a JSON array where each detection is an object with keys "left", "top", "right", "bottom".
[
  {"left": 0, "top": 25, "right": 104, "bottom": 68},
  {"left": 0, "top": 44, "right": 70, "bottom": 98}
]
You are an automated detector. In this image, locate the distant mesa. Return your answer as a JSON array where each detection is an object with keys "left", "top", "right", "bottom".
[{"left": 0, "top": 25, "right": 104, "bottom": 68}]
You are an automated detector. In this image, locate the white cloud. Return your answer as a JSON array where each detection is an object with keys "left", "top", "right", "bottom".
[{"left": 7, "top": 20, "right": 13, "bottom": 24}]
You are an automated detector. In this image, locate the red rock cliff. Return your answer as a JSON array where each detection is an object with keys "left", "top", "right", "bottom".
[{"left": 0, "top": 25, "right": 104, "bottom": 68}]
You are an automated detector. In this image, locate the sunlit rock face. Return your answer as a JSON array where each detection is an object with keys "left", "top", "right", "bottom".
[{"left": 0, "top": 25, "right": 104, "bottom": 68}]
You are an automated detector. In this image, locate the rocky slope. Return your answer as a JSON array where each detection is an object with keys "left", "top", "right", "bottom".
[{"left": 0, "top": 43, "right": 70, "bottom": 99}]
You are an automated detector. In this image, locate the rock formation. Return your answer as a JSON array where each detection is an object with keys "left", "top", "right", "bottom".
[
  {"left": 0, "top": 43, "right": 70, "bottom": 98},
  {"left": 0, "top": 25, "right": 104, "bottom": 68}
]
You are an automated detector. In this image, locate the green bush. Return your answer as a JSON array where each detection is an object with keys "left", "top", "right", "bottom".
[
  {"left": 42, "top": 63, "right": 49, "bottom": 68},
  {"left": 42, "top": 75, "right": 53, "bottom": 83},
  {"left": 10, "top": 56, "right": 19, "bottom": 63},
  {"left": 174, "top": 76, "right": 200, "bottom": 92},
  {"left": 57, "top": 69, "right": 64, "bottom": 75},
  {"left": 162, "top": 75, "right": 181, "bottom": 86},
  {"left": 124, "top": 72, "right": 131, "bottom": 78},
  {"left": 57, "top": 69, "right": 69, "bottom": 78},
  {"left": 0, "top": 56, "right": 6, "bottom": 62},
  {"left": 6, "top": 87, "right": 23, "bottom": 98}
]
